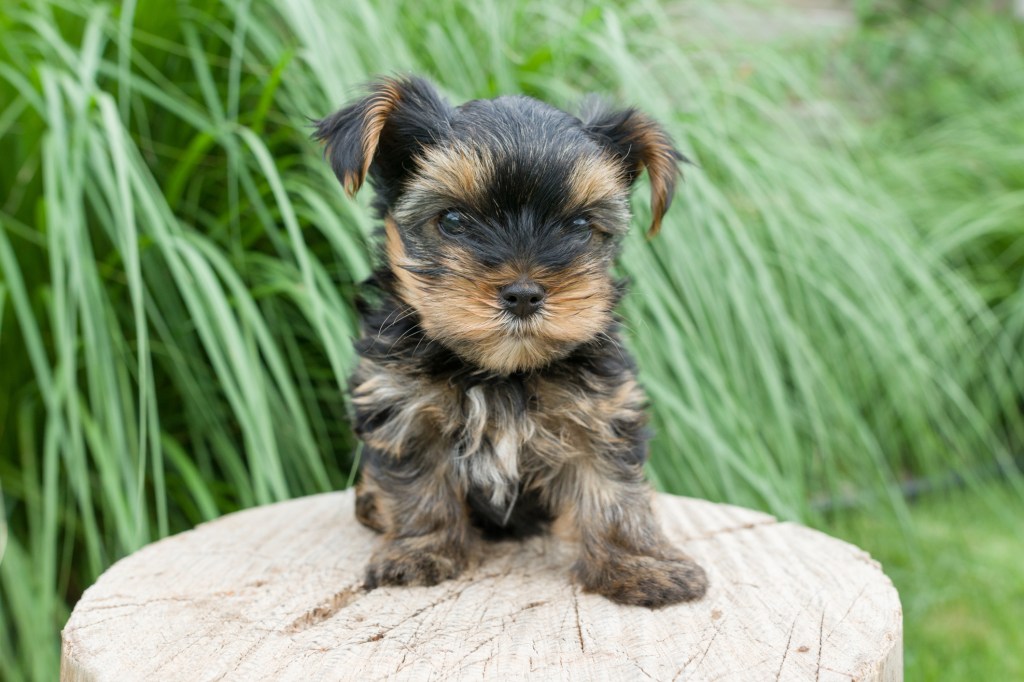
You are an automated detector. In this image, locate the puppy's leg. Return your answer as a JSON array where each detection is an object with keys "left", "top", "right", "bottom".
[
  {"left": 362, "top": 448, "right": 473, "bottom": 589},
  {"left": 560, "top": 461, "right": 707, "bottom": 608},
  {"left": 354, "top": 467, "right": 387, "bottom": 534}
]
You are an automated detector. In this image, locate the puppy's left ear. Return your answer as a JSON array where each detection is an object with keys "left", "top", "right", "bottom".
[{"left": 581, "top": 101, "right": 685, "bottom": 237}]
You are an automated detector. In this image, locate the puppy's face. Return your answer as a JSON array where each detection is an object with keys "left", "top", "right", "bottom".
[
  {"left": 316, "top": 78, "right": 682, "bottom": 373},
  {"left": 385, "top": 100, "right": 632, "bottom": 374}
]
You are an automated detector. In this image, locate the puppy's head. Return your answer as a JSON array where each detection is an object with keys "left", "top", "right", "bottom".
[{"left": 315, "top": 76, "right": 683, "bottom": 374}]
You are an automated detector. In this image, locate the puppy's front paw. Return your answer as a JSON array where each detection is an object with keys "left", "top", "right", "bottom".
[
  {"left": 576, "top": 553, "right": 708, "bottom": 608},
  {"left": 364, "top": 539, "right": 465, "bottom": 589}
]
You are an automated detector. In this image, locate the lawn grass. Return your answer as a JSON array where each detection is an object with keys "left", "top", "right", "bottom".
[
  {"left": 0, "top": 0, "right": 1021, "bottom": 679},
  {"left": 832, "top": 481, "right": 1024, "bottom": 681}
]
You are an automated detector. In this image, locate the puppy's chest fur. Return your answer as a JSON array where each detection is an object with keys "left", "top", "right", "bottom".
[{"left": 352, "top": 352, "right": 647, "bottom": 520}]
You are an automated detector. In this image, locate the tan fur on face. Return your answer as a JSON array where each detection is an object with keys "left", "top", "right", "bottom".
[
  {"left": 404, "top": 142, "right": 494, "bottom": 206},
  {"left": 567, "top": 155, "right": 629, "bottom": 225},
  {"left": 385, "top": 218, "right": 615, "bottom": 373}
]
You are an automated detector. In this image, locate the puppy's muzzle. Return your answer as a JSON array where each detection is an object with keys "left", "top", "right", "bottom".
[{"left": 499, "top": 280, "right": 546, "bottom": 319}]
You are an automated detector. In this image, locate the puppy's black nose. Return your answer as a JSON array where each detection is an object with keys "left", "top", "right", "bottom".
[{"left": 499, "top": 280, "right": 546, "bottom": 318}]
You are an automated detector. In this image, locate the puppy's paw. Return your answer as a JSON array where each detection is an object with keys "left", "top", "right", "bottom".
[
  {"left": 364, "top": 539, "right": 465, "bottom": 589},
  {"left": 576, "top": 553, "right": 708, "bottom": 608}
]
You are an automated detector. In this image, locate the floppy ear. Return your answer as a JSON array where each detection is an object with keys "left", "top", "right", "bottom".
[
  {"left": 581, "top": 100, "right": 685, "bottom": 237},
  {"left": 313, "top": 76, "right": 452, "bottom": 201}
]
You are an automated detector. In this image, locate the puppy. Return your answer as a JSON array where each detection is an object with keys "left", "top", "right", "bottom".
[{"left": 315, "top": 76, "right": 707, "bottom": 608}]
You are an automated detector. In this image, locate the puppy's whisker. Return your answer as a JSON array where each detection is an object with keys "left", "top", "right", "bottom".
[
  {"left": 385, "top": 327, "right": 423, "bottom": 354},
  {"left": 377, "top": 306, "right": 418, "bottom": 336}
]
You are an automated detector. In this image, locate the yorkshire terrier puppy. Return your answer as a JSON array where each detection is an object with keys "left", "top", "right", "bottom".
[{"left": 315, "top": 76, "right": 707, "bottom": 608}]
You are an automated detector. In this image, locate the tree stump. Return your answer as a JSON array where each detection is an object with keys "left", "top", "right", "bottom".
[{"left": 61, "top": 491, "right": 902, "bottom": 681}]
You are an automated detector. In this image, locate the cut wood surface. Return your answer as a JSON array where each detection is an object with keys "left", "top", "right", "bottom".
[{"left": 61, "top": 491, "right": 902, "bottom": 681}]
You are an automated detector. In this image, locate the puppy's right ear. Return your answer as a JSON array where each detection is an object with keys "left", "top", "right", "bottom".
[{"left": 313, "top": 76, "right": 452, "bottom": 198}]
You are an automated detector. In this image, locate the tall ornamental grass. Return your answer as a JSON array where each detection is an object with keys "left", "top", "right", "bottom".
[{"left": 0, "top": 1, "right": 1021, "bottom": 678}]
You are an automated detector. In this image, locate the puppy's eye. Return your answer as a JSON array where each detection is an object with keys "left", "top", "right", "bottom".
[
  {"left": 437, "top": 210, "right": 466, "bottom": 237},
  {"left": 570, "top": 216, "right": 594, "bottom": 243}
]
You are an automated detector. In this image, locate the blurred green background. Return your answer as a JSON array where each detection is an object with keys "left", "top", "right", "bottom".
[{"left": 1, "top": 0, "right": 1022, "bottom": 679}]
